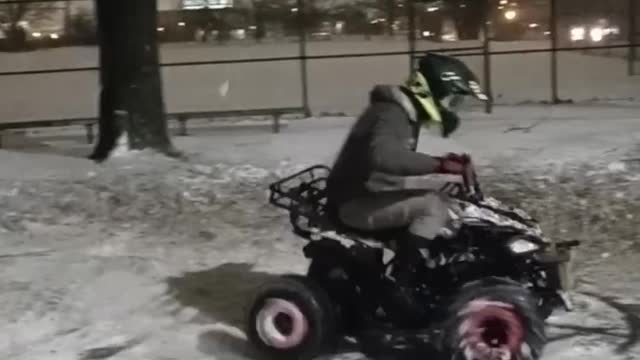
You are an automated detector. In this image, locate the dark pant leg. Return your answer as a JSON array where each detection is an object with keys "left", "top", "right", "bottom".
[{"left": 338, "top": 191, "right": 451, "bottom": 279}]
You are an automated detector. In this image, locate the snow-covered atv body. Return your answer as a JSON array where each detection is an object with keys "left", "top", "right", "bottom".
[{"left": 247, "top": 156, "right": 579, "bottom": 360}]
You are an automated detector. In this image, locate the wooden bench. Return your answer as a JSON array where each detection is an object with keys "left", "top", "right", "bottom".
[{"left": 0, "top": 107, "right": 305, "bottom": 148}]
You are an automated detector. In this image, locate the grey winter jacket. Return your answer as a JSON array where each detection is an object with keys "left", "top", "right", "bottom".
[{"left": 326, "top": 85, "right": 441, "bottom": 211}]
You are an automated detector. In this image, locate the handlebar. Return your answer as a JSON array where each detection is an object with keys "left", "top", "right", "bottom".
[{"left": 438, "top": 153, "right": 483, "bottom": 200}]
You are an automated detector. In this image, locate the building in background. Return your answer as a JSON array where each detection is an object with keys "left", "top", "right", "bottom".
[
  {"left": 159, "top": 0, "right": 251, "bottom": 43},
  {"left": 181, "top": 0, "right": 234, "bottom": 10},
  {"left": 2, "top": 0, "right": 633, "bottom": 49}
]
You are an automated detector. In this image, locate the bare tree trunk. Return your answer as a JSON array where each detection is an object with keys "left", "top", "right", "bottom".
[
  {"left": 90, "top": 0, "right": 178, "bottom": 162},
  {"left": 384, "top": 0, "right": 396, "bottom": 37},
  {"left": 4, "top": 3, "right": 28, "bottom": 51},
  {"left": 63, "top": 0, "right": 71, "bottom": 35},
  {"left": 450, "top": 0, "right": 488, "bottom": 40}
]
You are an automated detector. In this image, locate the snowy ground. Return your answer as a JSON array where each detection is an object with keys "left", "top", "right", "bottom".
[
  {"left": 2, "top": 104, "right": 640, "bottom": 359},
  {"left": 0, "top": 39, "right": 639, "bottom": 122}
]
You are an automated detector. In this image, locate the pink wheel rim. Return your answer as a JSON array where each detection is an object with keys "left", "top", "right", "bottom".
[
  {"left": 255, "top": 298, "right": 310, "bottom": 349},
  {"left": 457, "top": 299, "right": 526, "bottom": 360}
]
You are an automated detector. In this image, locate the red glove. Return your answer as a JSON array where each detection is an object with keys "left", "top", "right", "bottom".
[
  {"left": 444, "top": 152, "right": 470, "bottom": 163},
  {"left": 438, "top": 158, "right": 465, "bottom": 174}
]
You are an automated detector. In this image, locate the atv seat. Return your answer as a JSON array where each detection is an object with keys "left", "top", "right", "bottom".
[
  {"left": 333, "top": 222, "right": 407, "bottom": 243},
  {"left": 325, "top": 201, "right": 407, "bottom": 243}
]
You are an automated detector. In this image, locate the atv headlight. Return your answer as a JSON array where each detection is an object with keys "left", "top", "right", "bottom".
[{"left": 508, "top": 238, "right": 540, "bottom": 254}]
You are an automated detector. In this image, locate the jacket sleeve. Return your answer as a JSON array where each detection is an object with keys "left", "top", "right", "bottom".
[{"left": 368, "top": 102, "right": 441, "bottom": 176}]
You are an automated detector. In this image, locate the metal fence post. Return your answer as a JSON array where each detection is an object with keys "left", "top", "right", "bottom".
[
  {"left": 297, "top": 0, "right": 311, "bottom": 117},
  {"left": 629, "top": 0, "right": 637, "bottom": 76},
  {"left": 550, "top": 0, "right": 559, "bottom": 103},
  {"left": 407, "top": 0, "right": 417, "bottom": 73},
  {"left": 482, "top": 9, "right": 493, "bottom": 114}
]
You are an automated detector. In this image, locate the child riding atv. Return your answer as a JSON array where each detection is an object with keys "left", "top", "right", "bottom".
[
  {"left": 248, "top": 54, "right": 575, "bottom": 359},
  {"left": 326, "top": 53, "right": 490, "bottom": 287}
]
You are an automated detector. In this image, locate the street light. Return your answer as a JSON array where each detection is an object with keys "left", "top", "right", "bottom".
[{"left": 504, "top": 10, "right": 517, "bottom": 21}]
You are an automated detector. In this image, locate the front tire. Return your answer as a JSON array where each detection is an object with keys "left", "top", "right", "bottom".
[
  {"left": 247, "top": 275, "right": 337, "bottom": 360},
  {"left": 437, "top": 278, "right": 547, "bottom": 360}
]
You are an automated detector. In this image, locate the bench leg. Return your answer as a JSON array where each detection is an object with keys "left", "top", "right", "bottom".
[
  {"left": 85, "top": 123, "right": 94, "bottom": 144},
  {"left": 272, "top": 113, "right": 281, "bottom": 134},
  {"left": 178, "top": 116, "right": 188, "bottom": 136}
]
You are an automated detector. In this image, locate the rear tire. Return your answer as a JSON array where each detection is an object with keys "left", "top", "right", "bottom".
[
  {"left": 247, "top": 275, "right": 338, "bottom": 360},
  {"left": 437, "top": 278, "right": 547, "bottom": 360}
]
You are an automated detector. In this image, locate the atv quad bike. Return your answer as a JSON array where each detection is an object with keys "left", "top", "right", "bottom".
[{"left": 247, "top": 155, "right": 579, "bottom": 360}]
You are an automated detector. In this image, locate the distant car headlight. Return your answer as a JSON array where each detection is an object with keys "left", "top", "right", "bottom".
[
  {"left": 570, "top": 26, "right": 585, "bottom": 42},
  {"left": 590, "top": 26, "right": 604, "bottom": 42},
  {"left": 508, "top": 238, "right": 541, "bottom": 254}
]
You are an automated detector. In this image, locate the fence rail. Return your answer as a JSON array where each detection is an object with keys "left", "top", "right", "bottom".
[{"left": 1, "top": 42, "right": 637, "bottom": 78}]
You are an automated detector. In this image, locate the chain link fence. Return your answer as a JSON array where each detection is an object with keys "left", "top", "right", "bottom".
[{"left": 0, "top": 0, "right": 638, "bottom": 124}]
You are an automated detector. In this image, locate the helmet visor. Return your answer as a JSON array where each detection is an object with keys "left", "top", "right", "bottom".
[{"left": 406, "top": 71, "right": 442, "bottom": 124}]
